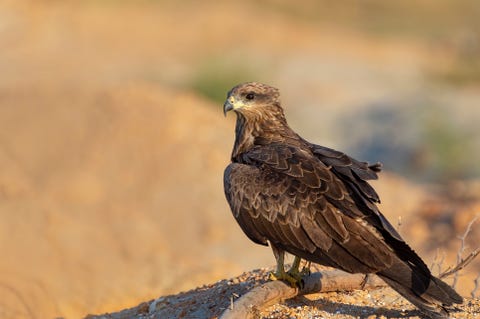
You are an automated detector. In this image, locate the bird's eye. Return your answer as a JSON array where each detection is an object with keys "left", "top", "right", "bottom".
[{"left": 245, "top": 93, "right": 255, "bottom": 100}]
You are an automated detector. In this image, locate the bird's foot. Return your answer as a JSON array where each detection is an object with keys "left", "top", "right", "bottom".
[
  {"left": 269, "top": 269, "right": 304, "bottom": 288},
  {"left": 301, "top": 261, "right": 312, "bottom": 276}
]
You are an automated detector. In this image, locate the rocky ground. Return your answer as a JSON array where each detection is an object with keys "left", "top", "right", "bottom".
[{"left": 86, "top": 268, "right": 480, "bottom": 319}]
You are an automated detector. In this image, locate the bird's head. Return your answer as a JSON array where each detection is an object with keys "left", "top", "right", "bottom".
[{"left": 223, "top": 82, "right": 281, "bottom": 117}]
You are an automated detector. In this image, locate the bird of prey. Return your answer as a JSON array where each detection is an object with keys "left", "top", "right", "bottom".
[{"left": 223, "top": 82, "right": 462, "bottom": 319}]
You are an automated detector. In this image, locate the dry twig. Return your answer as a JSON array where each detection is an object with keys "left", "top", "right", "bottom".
[
  {"left": 472, "top": 274, "right": 480, "bottom": 298},
  {"left": 431, "top": 248, "right": 445, "bottom": 277},
  {"left": 450, "top": 216, "right": 479, "bottom": 288},
  {"left": 439, "top": 249, "right": 480, "bottom": 280}
]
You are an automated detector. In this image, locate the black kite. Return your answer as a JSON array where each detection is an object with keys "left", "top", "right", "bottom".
[{"left": 223, "top": 82, "right": 462, "bottom": 319}]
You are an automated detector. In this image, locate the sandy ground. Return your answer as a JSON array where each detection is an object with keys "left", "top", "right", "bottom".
[{"left": 86, "top": 268, "right": 480, "bottom": 319}]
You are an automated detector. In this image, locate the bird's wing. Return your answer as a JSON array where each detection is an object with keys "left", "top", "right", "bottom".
[
  {"left": 309, "top": 144, "right": 382, "bottom": 202},
  {"left": 309, "top": 144, "right": 431, "bottom": 274},
  {"left": 308, "top": 144, "right": 404, "bottom": 239},
  {"left": 224, "top": 144, "right": 397, "bottom": 273}
]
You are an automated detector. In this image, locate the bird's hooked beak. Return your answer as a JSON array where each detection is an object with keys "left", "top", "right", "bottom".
[{"left": 223, "top": 95, "right": 245, "bottom": 116}]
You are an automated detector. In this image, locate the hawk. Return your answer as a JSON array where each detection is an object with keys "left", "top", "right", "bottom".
[{"left": 223, "top": 82, "right": 462, "bottom": 319}]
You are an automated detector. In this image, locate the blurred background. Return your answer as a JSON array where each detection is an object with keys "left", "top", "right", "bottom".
[{"left": 0, "top": 1, "right": 479, "bottom": 318}]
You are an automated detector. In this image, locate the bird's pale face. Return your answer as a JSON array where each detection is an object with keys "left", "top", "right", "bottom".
[{"left": 223, "top": 82, "right": 280, "bottom": 116}]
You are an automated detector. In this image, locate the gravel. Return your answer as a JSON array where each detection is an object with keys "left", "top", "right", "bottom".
[{"left": 85, "top": 268, "right": 480, "bottom": 319}]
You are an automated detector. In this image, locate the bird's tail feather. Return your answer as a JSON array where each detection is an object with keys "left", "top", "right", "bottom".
[{"left": 377, "top": 260, "right": 462, "bottom": 319}]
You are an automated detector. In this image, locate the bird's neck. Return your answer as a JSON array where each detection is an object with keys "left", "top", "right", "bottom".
[{"left": 231, "top": 112, "right": 301, "bottom": 161}]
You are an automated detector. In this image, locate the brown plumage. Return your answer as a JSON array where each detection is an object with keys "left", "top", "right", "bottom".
[{"left": 223, "top": 82, "right": 462, "bottom": 319}]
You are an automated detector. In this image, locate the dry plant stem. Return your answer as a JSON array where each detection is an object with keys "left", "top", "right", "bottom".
[
  {"left": 472, "top": 274, "right": 480, "bottom": 298},
  {"left": 220, "top": 269, "right": 386, "bottom": 319},
  {"left": 431, "top": 248, "right": 446, "bottom": 276},
  {"left": 439, "top": 248, "right": 480, "bottom": 279},
  {"left": 452, "top": 216, "right": 478, "bottom": 288}
]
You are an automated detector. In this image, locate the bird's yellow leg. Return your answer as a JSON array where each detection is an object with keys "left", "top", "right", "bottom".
[
  {"left": 269, "top": 244, "right": 304, "bottom": 287},
  {"left": 269, "top": 243, "right": 286, "bottom": 281},
  {"left": 286, "top": 257, "right": 310, "bottom": 284},
  {"left": 287, "top": 256, "right": 302, "bottom": 277}
]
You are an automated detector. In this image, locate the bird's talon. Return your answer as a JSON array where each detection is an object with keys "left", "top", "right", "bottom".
[
  {"left": 285, "top": 274, "right": 303, "bottom": 288},
  {"left": 301, "top": 266, "right": 311, "bottom": 276},
  {"left": 301, "top": 261, "right": 312, "bottom": 276},
  {"left": 269, "top": 270, "right": 303, "bottom": 288},
  {"left": 269, "top": 271, "right": 279, "bottom": 281}
]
